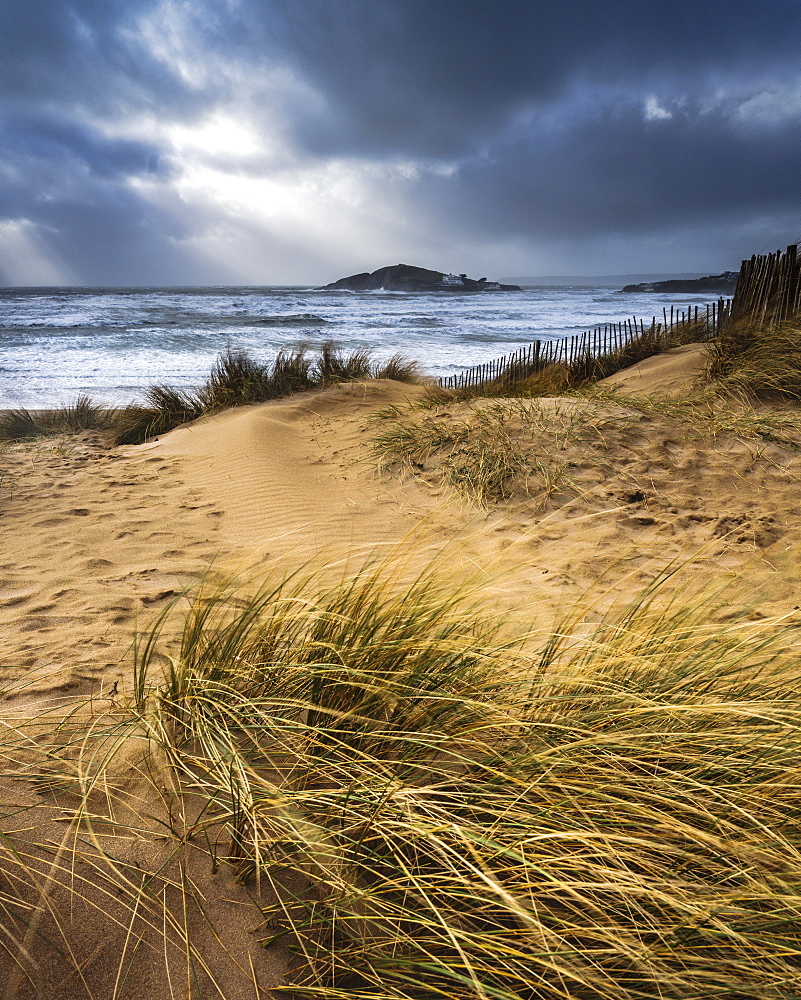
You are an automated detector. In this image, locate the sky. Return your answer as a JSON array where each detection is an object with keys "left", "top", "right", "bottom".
[{"left": 1, "top": 0, "right": 799, "bottom": 286}]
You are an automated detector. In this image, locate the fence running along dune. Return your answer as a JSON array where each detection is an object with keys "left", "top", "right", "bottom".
[
  {"left": 730, "top": 244, "right": 801, "bottom": 327},
  {"left": 437, "top": 298, "right": 731, "bottom": 392}
]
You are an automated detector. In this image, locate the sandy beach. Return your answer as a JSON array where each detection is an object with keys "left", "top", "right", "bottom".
[
  {"left": 4, "top": 342, "right": 801, "bottom": 996},
  {"left": 4, "top": 342, "right": 800, "bottom": 694}
]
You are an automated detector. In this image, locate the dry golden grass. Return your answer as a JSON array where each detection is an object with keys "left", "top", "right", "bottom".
[
  {"left": 370, "top": 383, "right": 801, "bottom": 512},
  {"left": 371, "top": 397, "right": 627, "bottom": 506},
  {"left": 113, "top": 345, "right": 420, "bottom": 445},
  {"left": 4, "top": 562, "right": 801, "bottom": 998},
  {"left": 0, "top": 394, "right": 114, "bottom": 440},
  {"left": 707, "top": 319, "right": 801, "bottom": 399}
]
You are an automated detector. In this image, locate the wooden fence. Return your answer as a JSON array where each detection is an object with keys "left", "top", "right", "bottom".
[
  {"left": 730, "top": 244, "right": 801, "bottom": 327},
  {"left": 437, "top": 297, "right": 731, "bottom": 392}
]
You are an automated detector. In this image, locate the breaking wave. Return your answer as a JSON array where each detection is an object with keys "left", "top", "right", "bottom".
[{"left": 253, "top": 313, "right": 329, "bottom": 326}]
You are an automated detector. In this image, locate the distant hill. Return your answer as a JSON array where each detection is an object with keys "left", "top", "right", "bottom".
[
  {"left": 620, "top": 271, "right": 738, "bottom": 294},
  {"left": 324, "top": 264, "right": 520, "bottom": 292}
]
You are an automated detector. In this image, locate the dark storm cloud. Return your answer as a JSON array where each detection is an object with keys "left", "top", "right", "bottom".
[
  {"left": 1, "top": 114, "right": 158, "bottom": 183},
  {"left": 0, "top": 0, "right": 214, "bottom": 283},
  {"left": 245, "top": 0, "right": 801, "bottom": 159},
  {"left": 1, "top": 0, "right": 799, "bottom": 283},
  {"left": 0, "top": 0, "right": 210, "bottom": 115},
  {"left": 416, "top": 97, "right": 801, "bottom": 240},
  {"left": 0, "top": 118, "right": 202, "bottom": 286}
]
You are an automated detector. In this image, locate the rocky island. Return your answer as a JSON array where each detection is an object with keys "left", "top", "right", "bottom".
[
  {"left": 621, "top": 271, "right": 738, "bottom": 294},
  {"left": 324, "top": 263, "right": 521, "bottom": 292}
]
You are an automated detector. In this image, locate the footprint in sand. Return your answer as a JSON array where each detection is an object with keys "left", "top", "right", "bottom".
[
  {"left": 0, "top": 588, "right": 36, "bottom": 606},
  {"left": 140, "top": 589, "right": 177, "bottom": 604},
  {"left": 19, "top": 616, "right": 76, "bottom": 632},
  {"left": 81, "top": 557, "right": 115, "bottom": 569}
]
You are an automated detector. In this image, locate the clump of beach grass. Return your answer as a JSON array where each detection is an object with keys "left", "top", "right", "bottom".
[
  {"left": 4, "top": 344, "right": 419, "bottom": 448},
  {"left": 112, "top": 384, "right": 206, "bottom": 445},
  {"left": 707, "top": 318, "right": 801, "bottom": 398},
  {"left": 373, "top": 366, "right": 801, "bottom": 511},
  {"left": 0, "top": 692, "right": 278, "bottom": 998},
  {"left": 577, "top": 383, "right": 801, "bottom": 451},
  {"left": 113, "top": 343, "right": 420, "bottom": 445},
  {"left": 0, "top": 394, "right": 114, "bottom": 440},
  {"left": 372, "top": 397, "right": 628, "bottom": 506},
  {"left": 198, "top": 345, "right": 281, "bottom": 409},
  {"left": 5, "top": 562, "right": 801, "bottom": 997},
  {"left": 125, "top": 564, "right": 801, "bottom": 999}
]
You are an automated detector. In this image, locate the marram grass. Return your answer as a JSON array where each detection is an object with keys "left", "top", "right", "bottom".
[
  {"left": 372, "top": 397, "right": 623, "bottom": 507},
  {"left": 134, "top": 567, "right": 801, "bottom": 997},
  {"left": 113, "top": 344, "right": 420, "bottom": 445},
  {"left": 707, "top": 319, "right": 801, "bottom": 399},
  {"left": 4, "top": 563, "right": 801, "bottom": 997},
  {"left": 0, "top": 393, "right": 114, "bottom": 440}
]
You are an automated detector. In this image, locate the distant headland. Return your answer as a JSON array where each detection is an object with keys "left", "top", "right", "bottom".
[
  {"left": 620, "top": 271, "right": 738, "bottom": 294},
  {"left": 323, "top": 263, "right": 521, "bottom": 292}
]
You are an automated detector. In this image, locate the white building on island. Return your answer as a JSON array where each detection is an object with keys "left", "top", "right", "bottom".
[{"left": 440, "top": 273, "right": 464, "bottom": 287}]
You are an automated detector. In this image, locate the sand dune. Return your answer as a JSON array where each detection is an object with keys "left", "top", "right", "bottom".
[
  {"left": 148, "top": 379, "right": 430, "bottom": 563},
  {"left": 599, "top": 339, "right": 710, "bottom": 396},
  {"left": 4, "top": 343, "right": 801, "bottom": 995},
  {"left": 3, "top": 344, "right": 801, "bottom": 704}
]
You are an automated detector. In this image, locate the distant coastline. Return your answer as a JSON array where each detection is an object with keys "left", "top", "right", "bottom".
[
  {"left": 502, "top": 271, "right": 735, "bottom": 289},
  {"left": 619, "top": 271, "right": 738, "bottom": 294}
]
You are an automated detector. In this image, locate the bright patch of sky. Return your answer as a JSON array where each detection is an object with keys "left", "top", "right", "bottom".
[
  {"left": 644, "top": 97, "right": 673, "bottom": 121},
  {"left": 0, "top": 220, "right": 76, "bottom": 285}
]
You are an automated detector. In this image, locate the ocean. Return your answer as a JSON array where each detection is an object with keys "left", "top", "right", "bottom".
[{"left": 0, "top": 284, "right": 719, "bottom": 407}]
